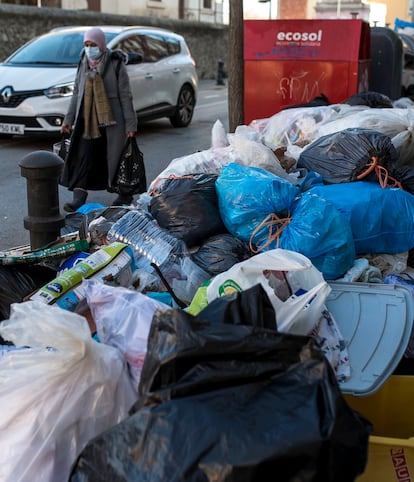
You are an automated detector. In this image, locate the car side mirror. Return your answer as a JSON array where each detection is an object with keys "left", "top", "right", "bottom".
[{"left": 127, "top": 52, "right": 143, "bottom": 65}]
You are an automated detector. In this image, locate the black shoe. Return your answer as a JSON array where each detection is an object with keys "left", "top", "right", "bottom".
[
  {"left": 64, "top": 189, "right": 88, "bottom": 212},
  {"left": 112, "top": 194, "right": 133, "bottom": 206}
]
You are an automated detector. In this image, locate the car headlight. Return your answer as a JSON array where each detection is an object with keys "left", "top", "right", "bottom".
[{"left": 44, "top": 82, "right": 75, "bottom": 99}]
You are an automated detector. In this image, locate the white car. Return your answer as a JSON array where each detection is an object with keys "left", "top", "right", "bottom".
[{"left": 0, "top": 25, "right": 198, "bottom": 137}]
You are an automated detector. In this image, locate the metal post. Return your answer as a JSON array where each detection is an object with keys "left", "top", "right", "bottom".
[
  {"left": 258, "top": 0, "right": 272, "bottom": 20},
  {"left": 19, "top": 150, "right": 65, "bottom": 251},
  {"left": 337, "top": 0, "right": 341, "bottom": 18},
  {"left": 217, "top": 59, "right": 225, "bottom": 85}
]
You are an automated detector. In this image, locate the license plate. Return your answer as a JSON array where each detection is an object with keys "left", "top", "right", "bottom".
[{"left": 0, "top": 123, "right": 25, "bottom": 135}]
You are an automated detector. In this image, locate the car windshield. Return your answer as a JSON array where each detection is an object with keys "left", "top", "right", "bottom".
[{"left": 7, "top": 31, "right": 118, "bottom": 65}]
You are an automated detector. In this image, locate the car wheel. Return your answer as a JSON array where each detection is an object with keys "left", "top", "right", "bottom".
[{"left": 169, "top": 85, "right": 195, "bottom": 128}]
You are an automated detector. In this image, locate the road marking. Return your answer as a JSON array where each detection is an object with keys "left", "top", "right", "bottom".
[{"left": 196, "top": 100, "right": 227, "bottom": 109}]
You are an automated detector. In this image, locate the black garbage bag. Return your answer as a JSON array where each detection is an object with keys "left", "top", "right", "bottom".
[
  {"left": 190, "top": 233, "right": 251, "bottom": 275},
  {"left": 343, "top": 91, "right": 393, "bottom": 108},
  {"left": 149, "top": 173, "right": 227, "bottom": 247},
  {"left": 390, "top": 165, "right": 414, "bottom": 194},
  {"left": 197, "top": 284, "right": 276, "bottom": 330},
  {"left": 0, "top": 265, "right": 56, "bottom": 324},
  {"left": 297, "top": 127, "right": 399, "bottom": 184},
  {"left": 70, "top": 286, "right": 371, "bottom": 482}
]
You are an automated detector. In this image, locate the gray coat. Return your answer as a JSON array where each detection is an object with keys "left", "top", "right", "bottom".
[{"left": 61, "top": 49, "right": 137, "bottom": 190}]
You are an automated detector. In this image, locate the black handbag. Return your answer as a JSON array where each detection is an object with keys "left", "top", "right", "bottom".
[{"left": 114, "top": 136, "right": 147, "bottom": 195}]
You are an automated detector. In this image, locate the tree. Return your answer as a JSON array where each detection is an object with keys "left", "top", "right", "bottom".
[{"left": 228, "top": 0, "right": 244, "bottom": 132}]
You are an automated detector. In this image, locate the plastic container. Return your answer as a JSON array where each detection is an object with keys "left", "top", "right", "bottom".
[{"left": 326, "top": 281, "right": 414, "bottom": 396}]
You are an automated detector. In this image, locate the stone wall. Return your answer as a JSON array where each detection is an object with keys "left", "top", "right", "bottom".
[{"left": 0, "top": 3, "right": 228, "bottom": 79}]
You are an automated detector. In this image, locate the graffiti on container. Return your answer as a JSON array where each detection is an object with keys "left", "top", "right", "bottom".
[
  {"left": 278, "top": 70, "right": 327, "bottom": 103},
  {"left": 255, "top": 44, "right": 320, "bottom": 60}
]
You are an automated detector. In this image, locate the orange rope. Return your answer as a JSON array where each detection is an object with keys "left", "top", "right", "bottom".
[
  {"left": 356, "top": 155, "right": 403, "bottom": 189},
  {"left": 356, "top": 156, "right": 378, "bottom": 180},
  {"left": 374, "top": 164, "right": 403, "bottom": 189},
  {"left": 249, "top": 212, "right": 291, "bottom": 254}
]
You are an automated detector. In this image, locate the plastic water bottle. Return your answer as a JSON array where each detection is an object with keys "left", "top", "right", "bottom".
[{"left": 107, "top": 210, "right": 187, "bottom": 267}]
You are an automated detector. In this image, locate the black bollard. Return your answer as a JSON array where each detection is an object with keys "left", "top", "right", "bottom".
[
  {"left": 216, "top": 59, "right": 225, "bottom": 86},
  {"left": 19, "top": 150, "right": 65, "bottom": 251}
]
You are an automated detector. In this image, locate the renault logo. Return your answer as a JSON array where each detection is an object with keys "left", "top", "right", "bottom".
[{"left": 1, "top": 86, "right": 13, "bottom": 104}]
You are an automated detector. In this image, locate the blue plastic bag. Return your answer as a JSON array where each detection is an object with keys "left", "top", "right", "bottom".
[
  {"left": 216, "top": 163, "right": 298, "bottom": 243},
  {"left": 281, "top": 191, "right": 355, "bottom": 279},
  {"left": 216, "top": 163, "right": 355, "bottom": 279},
  {"left": 310, "top": 182, "right": 414, "bottom": 254}
]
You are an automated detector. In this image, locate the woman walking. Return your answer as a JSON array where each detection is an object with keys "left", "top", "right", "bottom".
[{"left": 60, "top": 27, "right": 138, "bottom": 211}]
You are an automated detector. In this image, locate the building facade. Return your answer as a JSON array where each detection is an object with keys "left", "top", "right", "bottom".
[
  {"left": 2, "top": 0, "right": 225, "bottom": 23},
  {"left": 0, "top": 0, "right": 412, "bottom": 27}
]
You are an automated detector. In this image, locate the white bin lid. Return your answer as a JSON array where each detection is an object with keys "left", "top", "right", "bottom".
[{"left": 326, "top": 281, "right": 414, "bottom": 397}]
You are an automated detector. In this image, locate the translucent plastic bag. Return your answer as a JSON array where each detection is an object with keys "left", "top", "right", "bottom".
[
  {"left": 149, "top": 129, "right": 295, "bottom": 192},
  {"left": 211, "top": 119, "right": 229, "bottom": 148},
  {"left": 250, "top": 104, "right": 365, "bottom": 150},
  {"left": 227, "top": 133, "right": 294, "bottom": 181},
  {"left": 84, "top": 279, "right": 170, "bottom": 388},
  {"left": 149, "top": 146, "right": 235, "bottom": 192},
  {"left": 0, "top": 301, "right": 136, "bottom": 482}
]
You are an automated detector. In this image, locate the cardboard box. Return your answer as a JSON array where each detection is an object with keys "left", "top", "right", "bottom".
[{"left": 345, "top": 375, "right": 414, "bottom": 482}]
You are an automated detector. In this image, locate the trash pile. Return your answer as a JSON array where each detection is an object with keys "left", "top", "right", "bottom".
[{"left": 3, "top": 90, "right": 414, "bottom": 481}]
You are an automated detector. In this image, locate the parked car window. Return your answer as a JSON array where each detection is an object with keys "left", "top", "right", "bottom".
[
  {"left": 112, "top": 34, "right": 146, "bottom": 58},
  {"left": 113, "top": 34, "right": 168, "bottom": 63},
  {"left": 7, "top": 31, "right": 118, "bottom": 65},
  {"left": 143, "top": 34, "right": 169, "bottom": 62},
  {"left": 166, "top": 37, "right": 181, "bottom": 56},
  {"left": 8, "top": 32, "right": 85, "bottom": 64}
]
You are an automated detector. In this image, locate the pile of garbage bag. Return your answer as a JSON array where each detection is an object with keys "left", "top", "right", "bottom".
[{"left": 5, "top": 89, "right": 414, "bottom": 480}]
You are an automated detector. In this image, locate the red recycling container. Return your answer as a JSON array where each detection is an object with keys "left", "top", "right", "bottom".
[{"left": 243, "top": 19, "right": 371, "bottom": 124}]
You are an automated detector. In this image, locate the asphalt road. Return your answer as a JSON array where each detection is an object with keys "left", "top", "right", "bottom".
[{"left": 0, "top": 80, "right": 229, "bottom": 251}]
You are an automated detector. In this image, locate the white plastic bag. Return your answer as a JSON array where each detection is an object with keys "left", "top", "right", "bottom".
[
  {"left": 0, "top": 300, "right": 136, "bottom": 482},
  {"left": 206, "top": 249, "right": 331, "bottom": 336},
  {"left": 227, "top": 133, "right": 294, "bottom": 181},
  {"left": 211, "top": 119, "right": 229, "bottom": 148},
  {"left": 251, "top": 104, "right": 361, "bottom": 150},
  {"left": 149, "top": 145, "right": 234, "bottom": 192},
  {"left": 84, "top": 279, "right": 170, "bottom": 387},
  {"left": 149, "top": 125, "right": 295, "bottom": 192}
]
